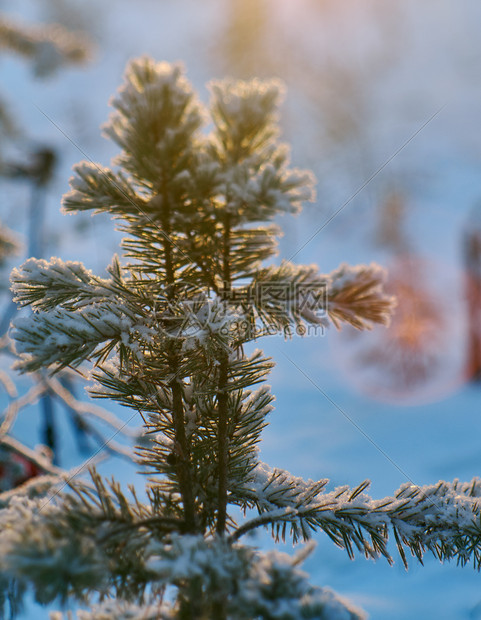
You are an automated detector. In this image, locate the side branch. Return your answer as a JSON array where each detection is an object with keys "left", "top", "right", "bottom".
[
  {"left": 229, "top": 507, "right": 297, "bottom": 543},
  {"left": 232, "top": 468, "right": 481, "bottom": 568}
]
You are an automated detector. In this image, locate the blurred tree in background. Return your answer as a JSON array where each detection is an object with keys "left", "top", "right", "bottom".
[{"left": 0, "top": 5, "right": 138, "bottom": 486}]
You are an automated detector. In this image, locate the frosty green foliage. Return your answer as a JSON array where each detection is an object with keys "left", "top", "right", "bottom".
[
  {"left": 48, "top": 541, "right": 366, "bottom": 619},
  {"left": 4, "top": 57, "right": 478, "bottom": 619},
  {"left": 11, "top": 257, "right": 116, "bottom": 311}
]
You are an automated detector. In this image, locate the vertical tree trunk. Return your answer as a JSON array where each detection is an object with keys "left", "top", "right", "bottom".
[
  {"left": 160, "top": 187, "right": 197, "bottom": 533},
  {"left": 464, "top": 228, "right": 481, "bottom": 381},
  {"left": 216, "top": 213, "right": 232, "bottom": 536},
  {"left": 41, "top": 387, "right": 57, "bottom": 463}
]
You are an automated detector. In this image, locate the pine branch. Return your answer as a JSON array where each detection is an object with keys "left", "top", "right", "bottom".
[
  {"left": 232, "top": 465, "right": 481, "bottom": 569},
  {"left": 11, "top": 304, "right": 140, "bottom": 372},
  {"left": 12, "top": 257, "right": 107, "bottom": 310},
  {"left": 5, "top": 520, "right": 365, "bottom": 619},
  {"left": 62, "top": 163, "right": 147, "bottom": 217},
  {"left": 249, "top": 260, "right": 396, "bottom": 336},
  {"left": 103, "top": 58, "right": 204, "bottom": 186},
  {"left": 226, "top": 385, "right": 273, "bottom": 495},
  {"left": 251, "top": 261, "right": 329, "bottom": 333},
  {"left": 0, "top": 471, "right": 177, "bottom": 605},
  {"left": 328, "top": 263, "right": 396, "bottom": 330}
]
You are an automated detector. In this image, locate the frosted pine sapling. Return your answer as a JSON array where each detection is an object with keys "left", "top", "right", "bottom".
[{"left": 4, "top": 58, "right": 481, "bottom": 619}]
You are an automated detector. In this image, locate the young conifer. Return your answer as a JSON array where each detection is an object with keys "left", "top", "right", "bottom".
[{"left": 4, "top": 57, "right": 481, "bottom": 619}]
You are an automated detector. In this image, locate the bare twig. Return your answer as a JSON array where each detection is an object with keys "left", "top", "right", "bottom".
[
  {"left": 47, "top": 376, "right": 140, "bottom": 439},
  {"left": 0, "top": 382, "right": 46, "bottom": 436}
]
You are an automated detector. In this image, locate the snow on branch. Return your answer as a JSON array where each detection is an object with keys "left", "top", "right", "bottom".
[
  {"left": 0, "top": 470, "right": 185, "bottom": 605},
  {"left": 217, "top": 153, "right": 315, "bottom": 221},
  {"left": 328, "top": 263, "right": 396, "bottom": 330},
  {"left": 232, "top": 463, "right": 481, "bottom": 569},
  {"left": 251, "top": 261, "right": 330, "bottom": 332},
  {"left": 0, "top": 494, "right": 107, "bottom": 604},
  {"left": 209, "top": 77, "right": 285, "bottom": 156},
  {"left": 248, "top": 260, "right": 395, "bottom": 335},
  {"left": 11, "top": 257, "right": 117, "bottom": 311},
  {"left": 208, "top": 77, "right": 316, "bottom": 221},
  {"left": 11, "top": 304, "right": 138, "bottom": 372},
  {"left": 50, "top": 601, "right": 170, "bottom": 620},
  {"left": 62, "top": 162, "right": 145, "bottom": 216},
  {"left": 103, "top": 57, "right": 204, "bottom": 184},
  {"left": 144, "top": 534, "right": 366, "bottom": 619},
  {"left": 0, "top": 369, "right": 16, "bottom": 397},
  {"left": 44, "top": 534, "right": 365, "bottom": 619}
]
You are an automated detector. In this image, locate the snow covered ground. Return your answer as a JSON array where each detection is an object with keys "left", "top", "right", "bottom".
[{"left": 1, "top": 0, "right": 481, "bottom": 617}]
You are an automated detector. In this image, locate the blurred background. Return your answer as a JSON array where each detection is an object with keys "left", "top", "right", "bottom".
[{"left": 1, "top": 0, "right": 481, "bottom": 617}]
